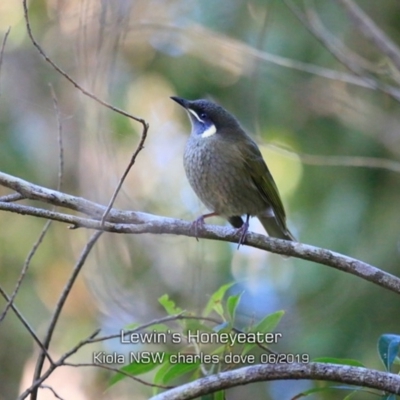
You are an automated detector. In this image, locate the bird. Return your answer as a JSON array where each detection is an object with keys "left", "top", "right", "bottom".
[{"left": 171, "top": 96, "right": 295, "bottom": 246}]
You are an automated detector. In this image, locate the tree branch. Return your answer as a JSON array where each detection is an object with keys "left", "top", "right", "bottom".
[
  {"left": 0, "top": 171, "right": 153, "bottom": 223},
  {"left": 336, "top": 0, "right": 400, "bottom": 72},
  {"left": 1, "top": 172, "right": 400, "bottom": 296},
  {"left": 0, "top": 287, "right": 54, "bottom": 364},
  {"left": 22, "top": 0, "right": 147, "bottom": 129},
  {"left": 150, "top": 362, "right": 400, "bottom": 400},
  {"left": 29, "top": 232, "right": 103, "bottom": 400},
  {"left": 128, "top": 22, "right": 400, "bottom": 100},
  {"left": 283, "top": 0, "right": 400, "bottom": 103}
]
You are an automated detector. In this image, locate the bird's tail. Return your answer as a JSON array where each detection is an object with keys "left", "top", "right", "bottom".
[{"left": 257, "top": 214, "right": 295, "bottom": 241}]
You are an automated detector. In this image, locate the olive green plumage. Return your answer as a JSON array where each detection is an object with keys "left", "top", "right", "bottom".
[{"left": 171, "top": 96, "right": 294, "bottom": 242}]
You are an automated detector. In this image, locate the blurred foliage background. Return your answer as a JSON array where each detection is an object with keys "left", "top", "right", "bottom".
[{"left": 0, "top": 0, "right": 400, "bottom": 399}]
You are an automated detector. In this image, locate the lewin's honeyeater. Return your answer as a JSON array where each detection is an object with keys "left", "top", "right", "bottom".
[{"left": 171, "top": 97, "right": 295, "bottom": 246}]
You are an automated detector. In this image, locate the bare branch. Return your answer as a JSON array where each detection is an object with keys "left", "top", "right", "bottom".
[
  {"left": 1, "top": 173, "right": 399, "bottom": 296},
  {"left": 30, "top": 231, "right": 103, "bottom": 400},
  {"left": 336, "top": 0, "right": 400, "bottom": 72},
  {"left": 131, "top": 22, "right": 400, "bottom": 100},
  {"left": 0, "top": 87, "right": 66, "bottom": 322},
  {"left": 101, "top": 118, "right": 148, "bottom": 225},
  {"left": 0, "top": 218, "right": 52, "bottom": 322},
  {"left": 22, "top": 0, "right": 148, "bottom": 130},
  {"left": 284, "top": 0, "right": 373, "bottom": 73},
  {"left": 269, "top": 145, "right": 400, "bottom": 173},
  {"left": 0, "top": 171, "right": 154, "bottom": 223},
  {"left": 39, "top": 386, "right": 64, "bottom": 400},
  {"left": 18, "top": 329, "right": 100, "bottom": 400},
  {"left": 150, "top": 362, "right": 400, "bottom": 400},
  {"left": 87, "top": 313, "right": 185, "bottom": 344},
  {"left": 0, "top": 286, "right": 53, "bottom": 364},
  {"left": 49, "top": 84, "right": 64, "bottom": 193},
  {"left": 0, "top": 193, "right": 25, "bottom": 202},
  {"left": 64, "top": 363, "right": 173, "bottom": 390},
  {"left": 0, "top": 26, "right": 11, "bottom": 94},
  {"left": 283, "top": 0, "right": 400, "bottom": 103}
]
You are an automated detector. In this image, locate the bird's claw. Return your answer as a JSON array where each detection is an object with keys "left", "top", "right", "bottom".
[
  {"left": 236, "top": 215, "right": 250, "bottom": 249},
  {"left": 191, "top": 215, "right": 205, "bottom": 241},
  {"left": 190, "top": 212, "right": 218, "bottom": 241}
]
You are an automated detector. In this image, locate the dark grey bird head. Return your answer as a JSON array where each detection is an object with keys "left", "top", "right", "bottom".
[{"left": 170, "top": 97, "right": 241, "bottom": 138}]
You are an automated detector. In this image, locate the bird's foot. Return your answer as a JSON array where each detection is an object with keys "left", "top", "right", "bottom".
[
  {"left": 236, "top": 214, "right": 250, "bottom": 249},
  {"left": 191, "top": 215, "right": 205, "bottom": 242},
  {"left": 190, "top": 212, "right": 218, "bottom": 241}
]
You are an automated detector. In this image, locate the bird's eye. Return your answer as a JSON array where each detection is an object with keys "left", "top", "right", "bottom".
[{"left": 200, "top": 113, "right": 207, "bottom": 119}]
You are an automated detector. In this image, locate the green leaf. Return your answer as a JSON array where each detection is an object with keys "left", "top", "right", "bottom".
[
  {"left": 212, "top": 345, "right": 227, "bottom": 356},
  {"left": 213, "top": 322, "right": 231, "bottom": 333},
  {"left": 381, "top": 395, "right": 397, "bottom": 400},
  {"left": 313, "top": 357, "right": 365, "bottom": 368},
  {"left": 147, "top": 323, "right": 171, "bottom": 332},
  {"left": 153, "top": 359, "right": 173, "bottom": 394},
  {"left": 203, "top": 282, "right": 235, "bottom": 317},
  {"left": 251, "top": 310, "right": 284, "bottom": 334},
  {"left": 183, "top": 318, "right": 213, "bottom": 335},
  {"left": 109, "top": 356, "right": 165, "bottom": 386},
  {"left": 158, "top": 294, "right": 183, "bottom": 315},
  {"left": 393, "top": 356, "right": 400, "bottom": 365},
  {"left": 343, "top": 391, "right": 358, "bottom": 400},
  {"left": 213, "top": 303, "right": 225, "bottom": 319},
  {"left": 214, "top": 390, "right": 225, "bottom": 400},
  {"left": 378, "top": 334, "right": 400, "bottom": 371},
  {"left": 242, "top": 310, "right": 284, "bottom": 355},
  {"left": 163, "top": 360, "right": 201, "bottom": 384},
  {"left": 242, "top": 343, "right": 255, "bottom": 356},
  {"left": 292, "top": 386, "right": 335, "bottom": 399},
  {"left": 227, "top": 292, "right": 243, "bottom": 323},
  {"left": 292, "top": 385, "right": 360, "bottom": 399}
]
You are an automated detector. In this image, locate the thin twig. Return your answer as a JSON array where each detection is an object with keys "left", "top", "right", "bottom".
[
  {"left": 39, "top": 386, "right": 65, "bottom": 400},
  {"left": 129, "top": 22, "right": 400, "bottom": 100},
  {"left": 30, "top": 231, "right": 103, "bottom": 400},
  {"left": 23, "top": 0, "right": 150, "bottom": 226},
  {"left": 0, "top": 220, "right": 52, "bottom": 323},
  {"left": 248, "top": 3, "right": 274, "bottom": 137},
  {"left": 284, "top": 0, "right": 371, "bottom": 73},
  {"left": 336, "top": 0, "right": 400, "bottom": 72},
  {"left": 0, "top": 171, "right": 157, "bottom": 223},
  {"left": 268, "top": 144, "right": 400, "bottom": 173},
  {"left": 0, "top": 286, "right": 54, "bottom": 364},
  {"left": 49, "top": 84, "right": 64, "bottom": 192},
  {"left": 85, "top": 313, "right": 277, "bottom": 356},
  {"left": 0, "top": 86, "right": 66, "bottom": 322},
  {"left": 22, "top": 0, "right": 148, "bottom": 129},
  {"left": 0, "top": 26, "right": 11, "bottom": 94},
  {"left": 64, "top": 362, "right": 173, "bottom": 390},
  {"left": 18, "top": 329, "right": 100, "bottom": 400},
  {"left": 88, "top": 313, "right": 185, "bottom": 344},
  {"left": 283, "top": 0, "right": 400, "bottom": 103},
  {"left": 0, "top": 193, "right": 25, "bottom": 202},
  {"left": 18, "top": 313, "right": 277, "bottom": 399},
  {"left": 100, "top": 121, "right": 148, "bottom": 225}
]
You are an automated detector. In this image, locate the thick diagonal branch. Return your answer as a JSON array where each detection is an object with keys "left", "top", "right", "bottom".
[
  {"left": 1, "top": 172, "right": 400, "bottom": 296},
  {"left": 150, "top": 362, "right": 400, "bottom": 400}
]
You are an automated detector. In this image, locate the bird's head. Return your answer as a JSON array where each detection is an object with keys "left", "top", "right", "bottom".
[{"left": 171, "top": 97, "right": 241, "bottom": 138}]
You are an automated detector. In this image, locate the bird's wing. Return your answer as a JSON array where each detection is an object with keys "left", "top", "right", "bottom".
[{"left": 241, "top": 140, "right": 287, "bottom": 223}]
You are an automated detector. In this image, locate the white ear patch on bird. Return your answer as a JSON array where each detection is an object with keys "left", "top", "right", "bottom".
[
  {"left": 187, "top": 108, "right": 217, "bottom": 138},
  {"left": 200, "top": 123, "right": 217, "bottom": 138}
]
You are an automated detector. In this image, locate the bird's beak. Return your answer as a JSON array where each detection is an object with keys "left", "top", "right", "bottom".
[{"left": 170, "top": 96, "right": 189, "bottom": 109}]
